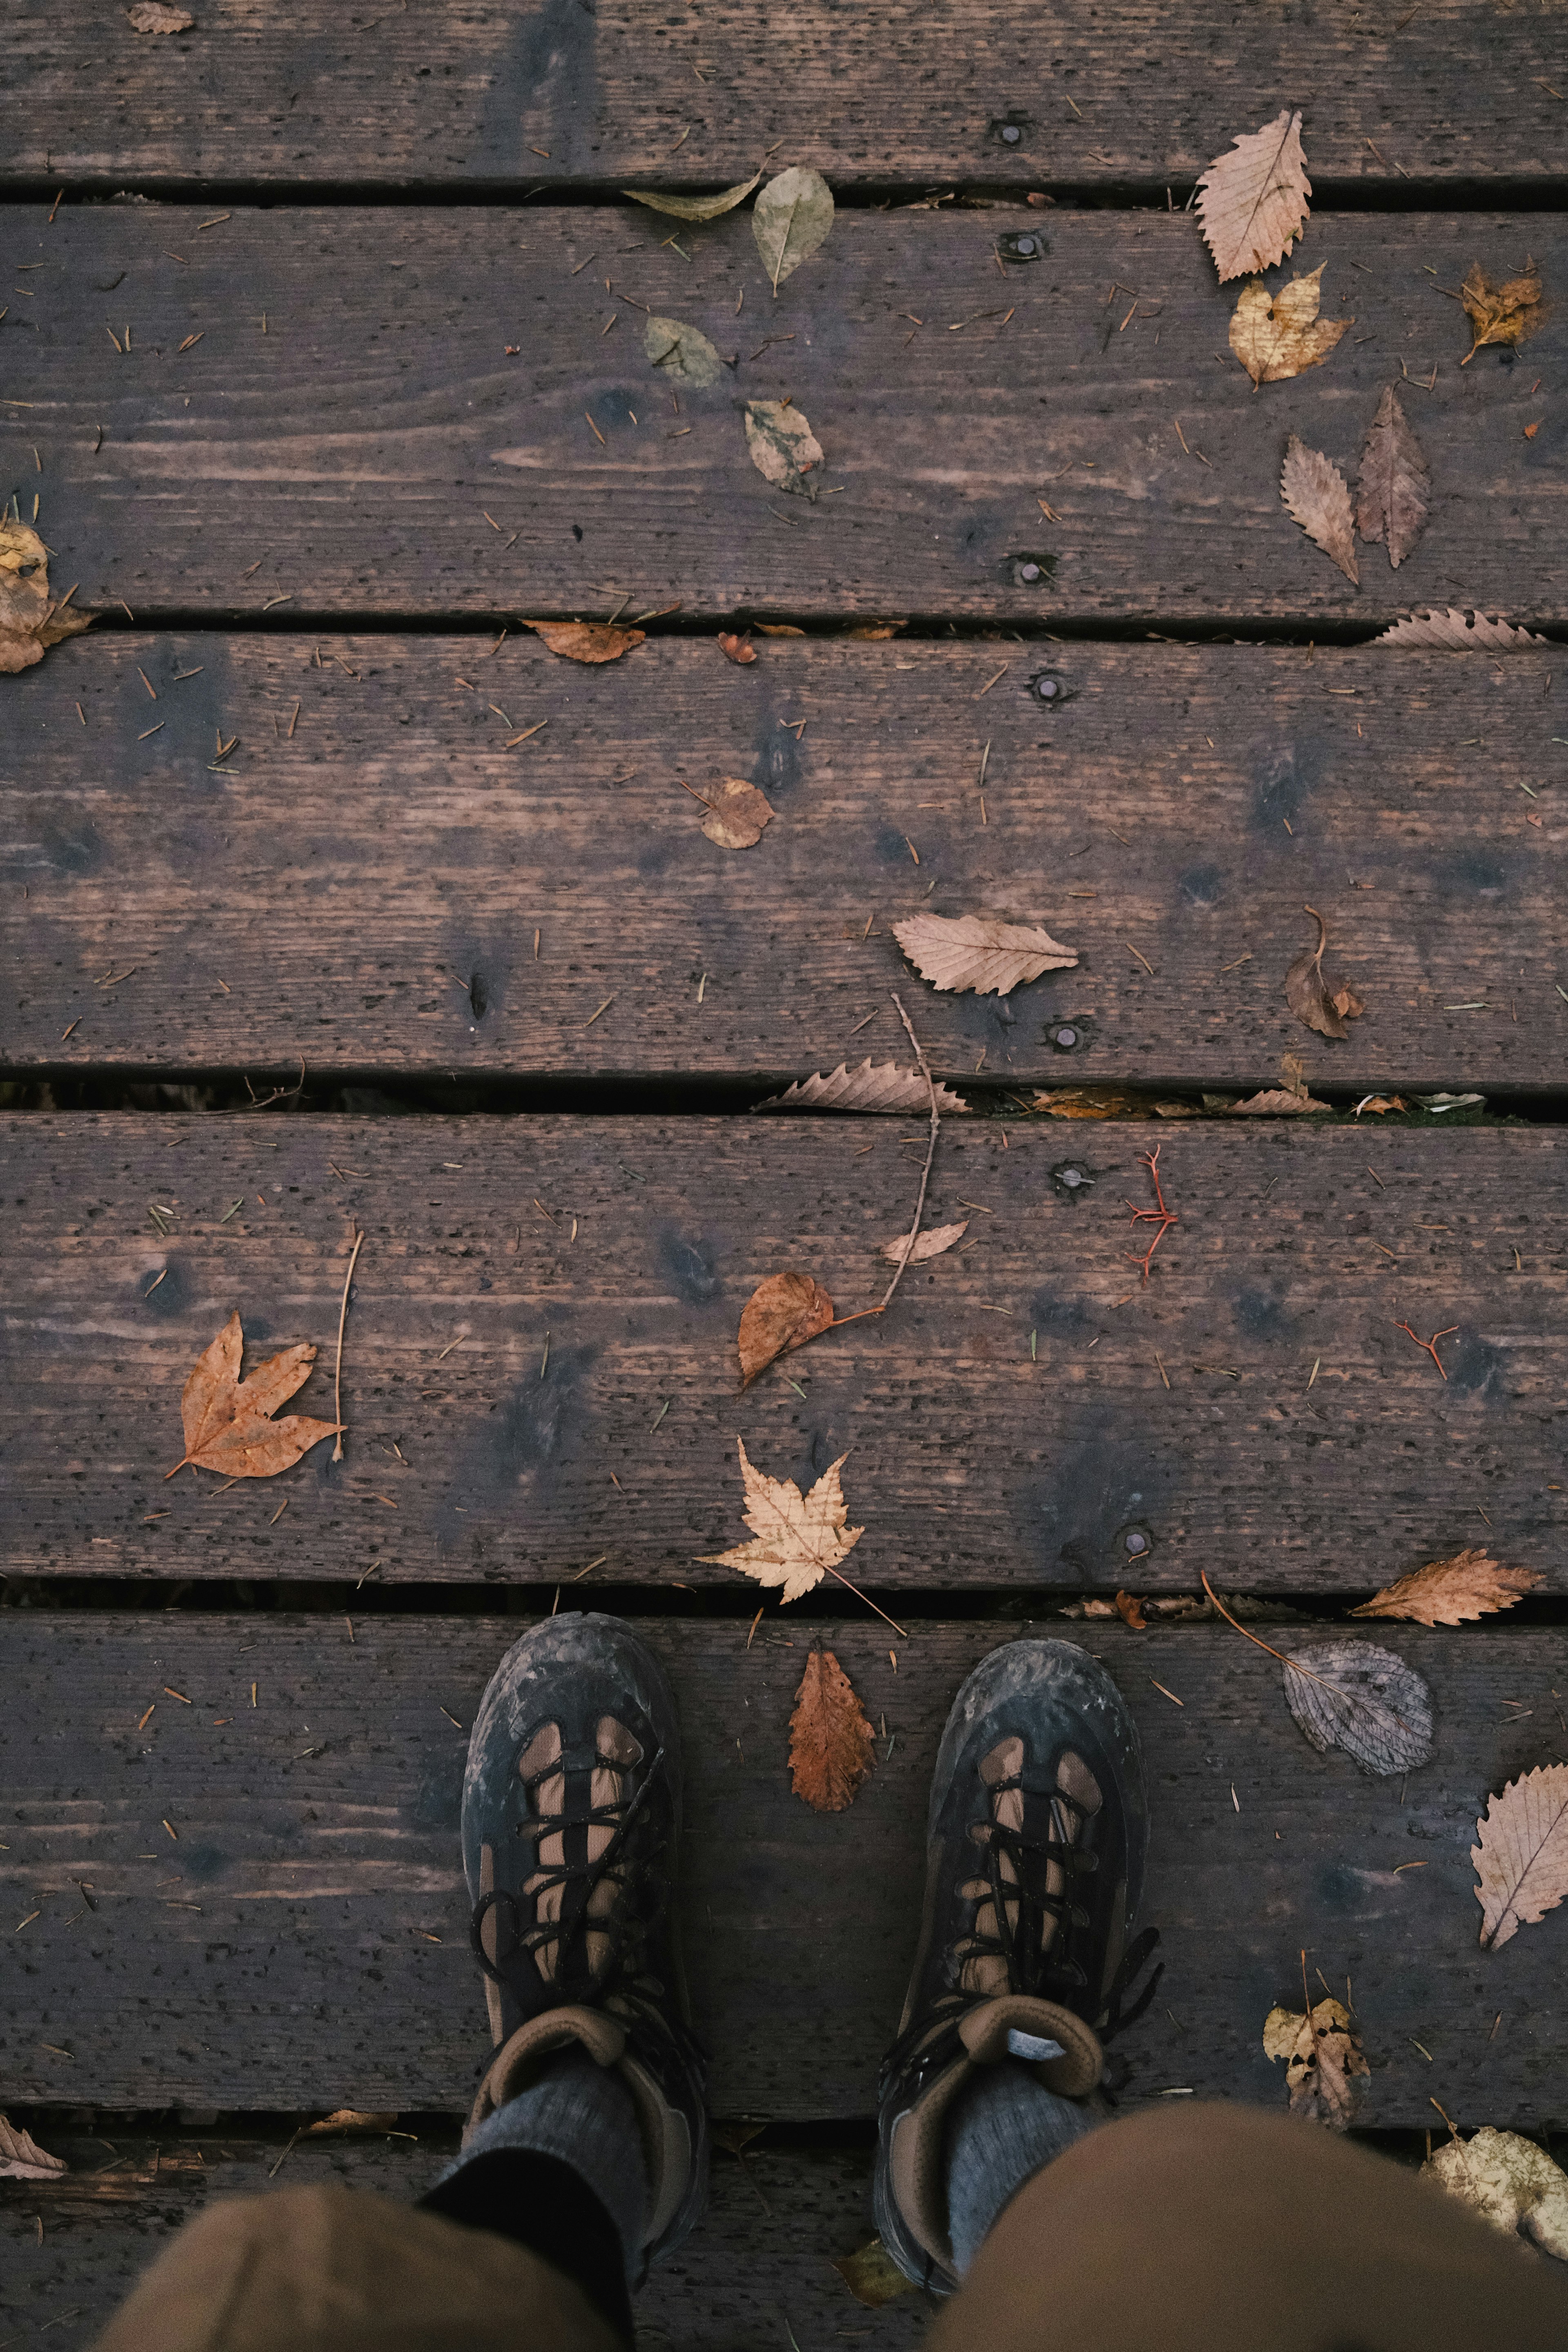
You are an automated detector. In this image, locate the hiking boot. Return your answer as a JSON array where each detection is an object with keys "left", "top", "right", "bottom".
[
  {"left": 459, "top": 1612, "right": 708, "bottom": 2271},
  {"left": 873, "top": 1638, "right": 1160, "bottom": 2293}
]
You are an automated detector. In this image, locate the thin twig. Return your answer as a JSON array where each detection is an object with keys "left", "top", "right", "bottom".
[
  {"left": 331, "top": 1226, "right": 364, "bottom": 1462},
  {"left": 1200, "top": 1571, "right": 1414, "bottom": 1725},
  {"left": 824, "top": 1563, "right": 908, "bottom": 1639},
  {"left": 878, "top": 993, "right": 938, "bottom": 1314}
]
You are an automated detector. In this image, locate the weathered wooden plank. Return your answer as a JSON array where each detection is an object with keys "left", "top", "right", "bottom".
[
  {"left": 3, "top": 205, "right": 1564, "bottom": 624},
  {"left": 2, "top": 1115, "right": 1564, "bottom": 1591},
  {"left": 0, "top": 2132, "right": 922, "bottom": 2352},
  {"left": 5, "top": 3, "right": 1564, "bottom": 191},
  {"left": 6, "top": 633, "right": 1564, "bottom": 1090},
  {"left": 3, "top": 1614, "right": 1565, "bottom": 2129}
]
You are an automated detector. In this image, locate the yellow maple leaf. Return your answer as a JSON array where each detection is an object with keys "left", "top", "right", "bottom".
[{"left": 696, "top": 1438, "right": 863, "bottom": 1603}]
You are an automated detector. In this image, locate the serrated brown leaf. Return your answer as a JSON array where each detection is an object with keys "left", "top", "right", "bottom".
[
  {"left": 1461, "top": 258, "right": 1546, "bottom": 364},
  {"left": 1423, "top": 2129, "right": 1568, "bottom": 2258},
  {"left": 737, "top": 1272, "right": 835, "bottom": 1388},
  {"left": 695, "top": 775, "right": 774, "bottom": 849},
  {"left": 717, "top": 631, "right": 756, "bottom": 664},
  {"left": 1356, "top": 387, "right": 1430, "bottom": 568},
  {"left": 831, "top": 2238, "right": 915, "bottom": 2307},
  {"left": 788, "top": 1646, "right": 874, "bottom": 1812},
  {"left": 127, "top": 2, "right": 194, "bottom": 26},
  {"left": 696, "top": 1438, "right": 864, "bottom": 1602},
  {"left": 754, "top": 1060, "right": 968, "bottom": 1115},
  {"left": 1281, "top": 1639, "right": 1433, "bottom": 1777},
  {"left": 1229, "top": 267, "right": 1351, "bottom": 388},
  {"left": 1262, "top": 1998, "right": 1368, "bottom": 2129},
  {"left": 302, "top": 2110, "right": 401, "bottom": 2138},
  {"left": 0, "top": 522, "right": 91, "bottom": 675},
  {"left": 880, "top": 1218, "right": 968, "bottom": 1266},
  {"left": 523, "top": 619, "right": 646, "bottom": 665},
  {"left": 1281, "top": 438, "right": 1359, "bottom": 585},
  {"left": 1197, "top": 109, "right": 1311, "bottom": 282},
  {"left": 170, "top": 1310, "right": 340, "bottom": 1479},
  {"left": 1473, "top": 1764, "right": 1568, "bottom": 1950},
  {"left": 1227, "top": 1087, "right": 1333, "bottom": 1115},
  {"left": 1352, "top": 1549, "right": 1543, "bottom": 1628},
  {"left": 744, "top": 401, "right": 823, "bottom": 497},
  {"left": 1376, "top": 608, "right": 1548, "bottom": 650},
  {"left": 894, "top": 912, "right": 1077, "bottom": 998},
  {"left": 0, "top": 2114, "right": 67, "bottom": 2181},
  {"left": 1286, "top": 908, "right": 1363, "bottom": 1042},
  {"left": 625, "top": 169, "right": 762, "bottom": 223}
]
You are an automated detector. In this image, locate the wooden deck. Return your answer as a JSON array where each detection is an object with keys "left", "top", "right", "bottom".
[{"left": 4, "top": 12, "right": 1568, "bottom": 2341}]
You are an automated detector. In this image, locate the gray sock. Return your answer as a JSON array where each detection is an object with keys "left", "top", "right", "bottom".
[{"left": 942, "top": 2059, "right": 1100, "bottom": 2277}]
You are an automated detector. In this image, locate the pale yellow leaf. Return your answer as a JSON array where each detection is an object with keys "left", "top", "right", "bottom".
[
  {"left": 1197, "top": 109, "right": 1311, "bottom": 281},
  {"left": 1281, "top": 439, "right": 1359, "bottom": 585},
  {"left": 754, "top": 1061, "right": 968, "bottom": 1115},
  {"left": 696, "top": 1437, "right": 863, "bottom": 1603},
  {"left": 1229, "top": 267, "right": 1350, "bottom": 387},
  {"left": 1377, "top": 608, "right": 1548, "bottom": 650},
  {"left": 1473, "top": 1764, "right": 1568, "bottom": 1951},
  {"left": 1423, "top": 2128, "right": 1568, "bottom": 2258},
  {"left": 0, "top": 522, "right": 91, "bottom": 675},
  {"left": 752, "top": 166, "right": 834, "bottom": 292},
  {"left": 831, "top": 2239, "right": 915, "bottom": 2308},
  {"left": 625, "top": 170, "right": 762, "bottom": 223},
  {"left": 1262, "top": 1998, "right": 1366, "bottom": 2129},
  {"left": 880, "top": 1218, "right": 969, "bottom": 1266},
  {"left": 302, "top": 2110, "right": 401, "bottom": 2137},
  {"left": 0, "top": 2114, "right": 66, "bottom": 2180},
  {"left": 893, "top": 912, "right": 1078, "bottom": 997},
  {"left": 1351, "top": 1548, "right": 1542, "bottom": 1627}
]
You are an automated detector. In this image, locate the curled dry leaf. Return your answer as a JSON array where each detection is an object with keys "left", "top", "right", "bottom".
[
  {"left": 1422, "top": 2129, "right": 1568, "bottom": 2259},
  {"left": 788, "top": 1645, "right": 874, "bottom": 1813},
  {"left": 880, "top": 1218, "right": 968, "bottom": 1267},
  {"left": 1197, "top": 109, "right": 1311, "bottom": 282},
  {"left": 127, "top": 2, "right": 194, "bottom": 26},
  {"left": 1227, "top": 1087, "right": 1332, "bottom": 1114},
  {"left": 697, "top": 775, "right": 774, "bottom": 849},
  {"left": 523, "top": 619, "right": 646, "bottom": 665},
  {"left": 755, "top": 1060, "right": 968, "bottom": 1115},
  {"left": 831, "top": 2240, "right": 915, "bottom": 2308},
  {"left": 1262, "top": 1998, "right": 1368, "bottom": 2129},
  {"left": 1281, "top": 1639, "right": 1434, "bottom": 1777},
  {"left": 1032, "top": 1087, "right": 1193, "bottom": 1120},
  {"left": 1377, "top": 608, "right": 1548, "bottom": 650},
  {"left": 0, "top": 2114, "right": 66, "bottom": 2181},
  {"left": 737, "top": 1271, "right": 834, "bottom": 1388},
  {"left": 1281, "top": 438, "right": 1359, "bottom": 585},
  {"left": 1473, "top": 1764, "right": 1568, "bottom": 1951},
  {"left": 1229, "top": 267, "right": 1351, "bottom": 388},
  {"left": 1356, "top": 386, "right": 1429, "bottom": 568},
  {"left": 696, "top": 1437, "right": 864, "bottom": 1603},
  {"left": 754, "top": 622, "right": 806, "bottom": 637},
  {"left": 744, "top": 401, "right": 823, "bottom": 497},
  {"left": 1351, "top": 1548, "right": 1542, "bottom": 1628},
  {"left": 1112, "top": 1590, "right": 1147, "bottom": 1630},
  {"left": 625, "top": 169, "right": 762, "bottom": 223},
  {"left": 1355, "top": 1094, "right": 1406, "bottom": 1116},
  {"left": 303, "top": 2111, "right": 401, "bottom": 2138},
  {"left": 0, "top": 522, "right": 91, "bottom": 675},
  {"left": 1286, "top": 908, "right": 1364, "bottom": 1042},
  {"left": 170, "top": 1311, "right": 340, "bottom": 1480},
  {"left": 643, "top": 315, "right": 724, "bottom": 389},
  {"left": 752, "top": 165, "right": 835, "bottom": 292},
  {"left": 894, "top": 912, "right": 1078, "bottom": 998},
  {"left": 1461, "top": 258, "right": 1546, "bottom": 364},
  {"left": 717, "top": 631, "right": 756, "bottom": 664}
]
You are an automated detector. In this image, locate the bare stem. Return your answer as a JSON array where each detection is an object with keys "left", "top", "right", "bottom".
[
  {"left": 332, "top": 1225, "right": 364, "bottom": 1463},
  {"left": 878, "top": 992, "right": 938, "bottom": 1314},
  {"left": 824, "top": 1561, "right": 909, "bottom": 1639}
]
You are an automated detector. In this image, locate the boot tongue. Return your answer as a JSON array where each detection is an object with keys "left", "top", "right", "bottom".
[{"left": 957, "top": 1994, "right": 1103, "bottom": 2096}]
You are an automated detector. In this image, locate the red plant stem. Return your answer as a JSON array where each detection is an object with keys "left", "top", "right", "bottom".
[
  {"left": 1393, "top": 1321, "right": 1458, "bottom": 1381},
  {"left": 1127, "top": 1145, "right": 1178, "bottom": 1282}
]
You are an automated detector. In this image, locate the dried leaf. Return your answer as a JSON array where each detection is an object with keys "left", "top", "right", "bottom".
[
  {"left": 1281, "top": 1639, "right": 1434, "bottom": 1777},
  {"left": 697, "top": 1437, "right": 864, "bottom": 1603},
  {"left": 1229, "top": 267, "right": 1351, "bottom": 388},
  {"left": 1355, "top": 1094, "right": 1406, "bottom": 1116},
  {"left": 831, "top": 2240, "right": 915, "bottom": 2308},
  {"left": 0, "top": 523, "right": 91, "bottom": 675},
  {"left": 1351, "top": 1549, "right": 1543, "bottom": 1628},
  {"left": 846, "top": 622, "right": 904, "bottom": 640},
  {"left": 643, "top": 315, "right": 724, "bottom": 389},
  {"left": 127, "top": 2, "right": 194, "bottom": 26},
  {"left": 625, "top": 170, "right": 762, "bottom": 223},
  {"left": 699, "top": 775, "right": 774, "bottom": 850},
  {"left": 1461, "top": 259, "right": 1546, "bottom": 364},
  {"left": 523, "top": 619, "right": 645, "bottom": 665},
  {"left": 1031, "top": 1087, "right": 1175, "bottom": 1120},
  {"left": 1112, "top": 1590, "right": 1147, "bottom": 1630},
  {"left": 0, "top": 2115, "right": 66, "bottom": 2181},
  {"left": 1197, "top": 109, "right": 1311, "bottom": 282},
  {"left": 894, "top": 912, "right": 1078, "bottom": 998},
  {"left": 744, "top": 401, "right": 824, "bottom": 498},
  {"left": 302, "top": 2111, "right": 400, "bottom": 2138},
  {"left": 712, "top": 2119, "right": 767, "bottom": 2155},
  {"left": 880, "top": 1218, "right": 968, "bottom": 1267},
  {"left": 752, "top": 166, "right": 835, "bottom": 293},
  {"left": 754, "top": 622, "right": 805, "bottom": 637},
  {"left": 1262, "top": 1998, "right": 1368, "bottom": 2129},
  {"left": 1281, "top": 438, "right": 1359, "bottom": 585},
  {"left": 755, "top": 1060, "right": 968, "bottom": 1116},
  {"left": 1423, "top": 2129, "right": 1568, "bottom": 2258},
  {"left": 1473, "top": 1764, "right": 1568, "bottom": 1951},
  {"left": 172, "top": 1310, "right": 340, "bottom": 1479},
  {"left": 1377, "top": 608, "right": 1548, "bottom": 650},
  {"left": 1227, "top": 1088, "right": 1333, "bottom": 1115},
  {"left": 717, "top": 631, "right": 756, "bottom": 665},
  {"left": 737, "top": 1272, "right": 835, "bottom": 1389},
  {"left": 788, "top": 1646, "right": 874, "bottom": 1812},
  {"left": 1286, "top": 908, "right": 1363, "bottom": 1042},
  {"left": 1356, "top": 387, "right": 1429, "bottom": 568}
]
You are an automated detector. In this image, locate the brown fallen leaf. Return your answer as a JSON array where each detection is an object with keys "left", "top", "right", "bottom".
[
  {"left": 846, "top": 622, "right": 905, "bottom": 641},
  {"left": 0, "top": 522, "right": 91, "bottom": 675},
  {"left": 1229, "top": 267, "right": 1351, "bottom": 388},
  {"left": 752, "top": 166, "right": 835, "bottom": 293},
  {"left": 880, "top": 1218, "right": 968, "bottom": 1266},
  {"left": 1422, "top": 2129, "right": 1568, "bottom": 2258},
  {"left": 1473, "top": 1764, "right": 1568, "bottom": 1951},
  {"left": 1281, "top": 1639, "right": 1433, "bottom": 1777},
  {"left": 1352, "top": 1548, "right": 1543, "bottom": 1628},
  {"left": 893, "top": 912, "right": 1078, "bottom": 998},
  {"left": 1262, "top": 1998, "right": 1368, "bottom": 2129},
  {"left": 1356, "top": 386, "right": 1429, "bottom": 568},
  {"left": 0, "top": 2115, "right": 66, "bottom": 2181},
  {"left": 522, "top": 619, "right": 646, "bottom": 665},
  {"left": 302, "top": 2111, "right": 401, "bottom": 2138},
  {"left": 1376, "top": 608, "right": 1548, "bottom": 650},
  {"left": 1355, "top": 1094, "right": 1406, "bottom": 1116},
  {"left": 1197, "top": 109, "right": 1312, "bottom": 282},
  {"left": 697, "top": 775, "right": 773, "bottom": 849},
  {"left": 127, "top": 1, "right": 194, "bottom": 26},
  {"left": 788, "top": 1645, "right": 874, "bottom": 1812},
  {"left": 1461, "top": 258, "right": 1546, "bottom": 364},
  {"left": 1281, "top": 438, "right": 1359, "bottom": 585},
  {"left": 744, "top": 401, "right": 824, "bottom": 497},
  {"left": 1112, "top": 1590, "right": 1147, "bottom": 1630},
  {"left": 831, "top": 2239, "right": 915, "bottom": 2308},
  {"left": 737, "top": 1272, "right": 834, "bottom": 1389},
  {"left": 1227, "top": 1087, "right": 1333, "bottom": 1115},
  {"left": 753, "top": 622, "right": 806, "bottom": 637},
  {"left": 642, "top": 315, "right": 724, "bottom": 390},
  {"left": 169, "top": 1310, "right": 340, "bottom": 1480},
  {"left": 755, "top": 1060, "right": 968, "bottom": 1115},
  {"left": 697, "top": 1438, "right": 864, "bottom": 1603},
  {"left": 1032, "top": 1088, "right": 1194, "bottom": 1120},
  {"left": 1286, "top": 907, "right": 1363, "bottom": 1042},
  {"left": 717, "top": 631, "right": 756, "bottom": 665},
  {"left": 625, "top": 169, "right": 762, "bottom": 223}
]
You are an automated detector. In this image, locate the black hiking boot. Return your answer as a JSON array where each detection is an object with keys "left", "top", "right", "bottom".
[
  {"left": 873, "top": 1637, "right": 1160, "bottom": 2293},
  {"left": 459, "top": 1612, "right": 708, "bottom": 2272}
]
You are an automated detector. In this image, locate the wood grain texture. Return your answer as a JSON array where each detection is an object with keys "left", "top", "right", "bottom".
[
  {"left": 2, "top": 205, "right": 1564, "bottom": 624},
  {"left": 0, "top": 2133, "right": 923, "bottom": 2352},
  {"left": 3, "top": 1613, "right": 1566, "bottom": 2127},
  {"left": 5, "top": 3, "right": 1564, "bottom": 189},
  {"left": 7, "top": 633, "right": 1566, "bottom": 1089},
  {"left": 2, "top": 1115, "right": 1564, "bottom": 1592}
]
